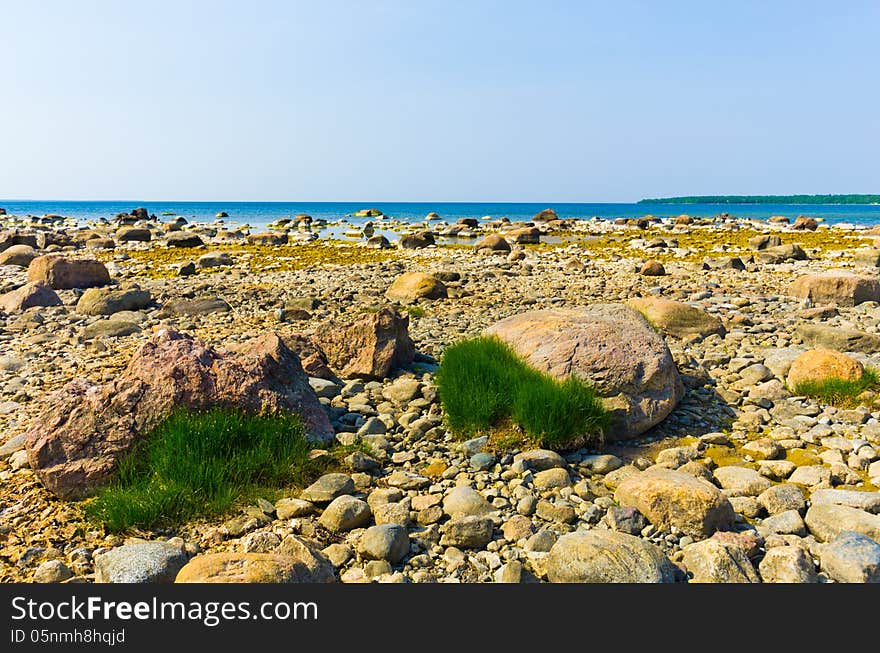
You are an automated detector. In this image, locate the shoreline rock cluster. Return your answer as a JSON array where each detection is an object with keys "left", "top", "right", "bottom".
[{"left": 2, "top": 207, "right": 880, "bottom": 584}]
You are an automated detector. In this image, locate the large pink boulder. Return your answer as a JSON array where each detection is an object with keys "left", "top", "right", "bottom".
[
  {"left": 485, "top": 304, "right": 683, "bottom": 439},
  {"left": 25, "top": 329, "right": 334, "bottom": 498}
]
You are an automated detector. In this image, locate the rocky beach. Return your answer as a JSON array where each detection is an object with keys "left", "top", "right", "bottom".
[{"left": 1, "top": 207, "right": 880, "bottom": 584}]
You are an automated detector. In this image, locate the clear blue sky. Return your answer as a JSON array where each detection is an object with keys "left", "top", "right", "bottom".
[{"left": 2, "top": 0, "right": 878, "bottom": 202}]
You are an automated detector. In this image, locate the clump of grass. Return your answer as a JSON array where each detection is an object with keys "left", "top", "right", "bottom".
[
  {"left": 84, "top": 408, "right": 319, "bottom": 533},
  {"left": 791, "top": 368, "right": 880, "bottom": 408},
  {"left": 403, "top": 305, "right": 426, "bottom": 318},
  {"left": 435, "top": 337, "right": 608, "bottom": 449}
]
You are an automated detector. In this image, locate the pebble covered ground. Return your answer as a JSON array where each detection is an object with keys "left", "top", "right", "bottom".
[{"left": 2, "top": 210, "right": 880, "bottom": 583}]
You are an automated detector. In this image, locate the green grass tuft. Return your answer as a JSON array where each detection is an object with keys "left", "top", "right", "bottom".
[
  {"left": 791, "top": 368, "right": 880, "bottom": 408},
  {"left": 435, "top": 336, "right": 608, "bottom": 449},
  {"left": 403, "top": 305, "right": 426, "bottom": 318},
  {"left": 84, "top": 408, "right": 319, "bottom": 533}
]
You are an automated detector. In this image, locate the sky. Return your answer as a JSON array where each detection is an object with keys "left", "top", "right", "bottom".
[{"left": 1, "top": 0, "right": 879, "bottom": 202}]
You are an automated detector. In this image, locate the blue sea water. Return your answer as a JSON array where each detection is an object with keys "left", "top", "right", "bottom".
[{"left": 2, "top": 200, "right": 880, "bottom": 228}]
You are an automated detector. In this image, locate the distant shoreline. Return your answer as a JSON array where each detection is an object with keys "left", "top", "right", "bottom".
[{"left": 639, "top": 195, "right": 880, "bottom": 205}]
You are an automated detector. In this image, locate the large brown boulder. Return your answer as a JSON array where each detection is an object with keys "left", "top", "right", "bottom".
[
  {"left": 385, "top": 272, "right": 447, "bottom": 303},
  {"left": 788, "top": 272, "right": 880, "bottom": 307},
  {"left": 507, "top": 227, "right": 540, "bottom": 244},
  {"left": 533, "top": 208, "right": 559, "bottom": 223},
  {"left": 0, "top": 282, "right": 62, "bottom": 312},
  {"left": 398, "top": 232, "right": 435, "bottom": 249},
  {"left": 247, "top": 232, "right": 288, "bottom": 246},
  {"left": 0, "top": 244, "right": 37, "bottom": 267},
  {"left": 116, "top": 227, "right": 152, "bottom": 243},
  {"left": 625, "top": 297, "right": 725, "bottom": 339},
  {"left": 176, "top": 550, "right": 333, "bottom": 583},
  {"left": 474, "top": 234, "right": 511, "bottom": 252},
  {"left": 25, "top": 329, "right": 334, "bottom": 498},
  {"left": 485, "top": 305, "right": 683, "bottom": 439},
  {"left": 786, "top": 349, "right": 864, "bottom": 390},
  {"left": 614, "top": 467, "right": 735, "bottom": 538},
  {"left": 312, "top": 307, "right": 414, "bottom": 380},
  {"left": 27, "top": 255, "right": 110, "bottom": 290}
]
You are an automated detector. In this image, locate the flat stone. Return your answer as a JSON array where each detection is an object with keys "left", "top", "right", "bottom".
[
  {"left": 547, "top": 531, "right": 676, "bottom": 583},
  {"left": 805, "top": 503, "right": 880, "bottom": 543},
  {"left": 94, "top": 542, "right": 188, "bottom": 583},
  {"left": 819, "top": 531, "right": 880, "bottom": 583},
  {"left": 300, "top": 473, "right": 354, "bottom": 503},
  {"left": 713, "top": 466, "right": 772, "bottom": 497},
  {"left": 810, "top": 489, "right": 880, "bottom": 514}
]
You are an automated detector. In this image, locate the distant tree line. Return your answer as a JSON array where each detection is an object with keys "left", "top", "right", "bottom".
[{"left": 638, "top": 195, "right": 880, "bottom": 205}]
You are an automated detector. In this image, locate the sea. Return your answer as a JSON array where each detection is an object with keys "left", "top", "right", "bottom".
[{"left": 2, "top": 200, "right": 880, "bottom": 230}]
